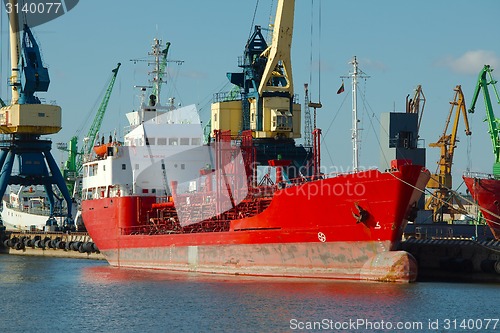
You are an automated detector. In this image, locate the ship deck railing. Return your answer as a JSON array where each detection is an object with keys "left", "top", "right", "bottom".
[
  {"left": 463, "top": 171, "right": 498, "bottom": 180},
  {"left": 4, "top": 203, "right": 67, "bottom": 217},
  {"left": 123, "top": 219, "right": 231, "bottom": 236}
]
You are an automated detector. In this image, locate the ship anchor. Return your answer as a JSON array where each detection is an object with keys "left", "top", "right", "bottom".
[{"left": 352, "top": 202, "right": 369, "bottom": 223}]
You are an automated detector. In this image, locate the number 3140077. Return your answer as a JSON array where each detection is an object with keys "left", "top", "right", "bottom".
[
  {"left": 5, "top": 2, "right": 62, "bottom": 14},
  {"left": 443, "top": 319, "right": 498, "bottom": 330}
]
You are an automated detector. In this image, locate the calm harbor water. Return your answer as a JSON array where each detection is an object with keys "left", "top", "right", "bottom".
[{"left": 0, "top": 255, "right": 498, "bottom": 333}]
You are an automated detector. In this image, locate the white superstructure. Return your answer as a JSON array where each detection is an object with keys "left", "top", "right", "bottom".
[
  {"left": 82, "top": 38, "right": 206, "bottom": 201},
  {"left": 82, "top": 104, "right": 205, "bottom": 200}
]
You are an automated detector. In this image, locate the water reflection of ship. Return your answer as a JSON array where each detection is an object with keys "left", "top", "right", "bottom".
[{"left": 81, "top": 265, "right": 407, "bottom": 302}]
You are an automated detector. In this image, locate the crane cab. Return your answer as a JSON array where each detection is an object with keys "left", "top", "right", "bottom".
[
  {"left": 249, "top": 96, "right": 301, "bottom": 139},
  {"left": 0, "top": 103, "right": 62, "bottom": 135}
]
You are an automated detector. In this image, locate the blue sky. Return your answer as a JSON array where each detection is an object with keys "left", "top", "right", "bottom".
[{"left": 1, "top": 0, "right": 499, "bottom": 191}]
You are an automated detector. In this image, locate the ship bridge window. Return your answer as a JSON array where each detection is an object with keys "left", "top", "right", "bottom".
[
  {"left": 191, "top": 138, "right": 201, "bottom": 146},
  {"left": 180, "top": 138, "right": 190, "bottom": 145},
  {"left": 169, "top": 138, "right": 178, "bottom": 145},
  {"left": 84, "top": 188, "right": 95, "bottom": 200},
  {"left": 158, "top": 138, "right": 167, "bottom": 145},
  {"left": 147, "top": 137, "right": 155, "bottom": 146},
  {"left": 89, "top": 164, "right": 98, "bottom": 176}
]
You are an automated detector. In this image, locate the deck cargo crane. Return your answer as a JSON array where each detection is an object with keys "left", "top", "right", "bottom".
[
  {"left": 59, "top": 63, "right": 121, "bottom": 194},
  {"left": 425, "top": 85, "right": 472, "bottom": 221},
  {"left": 0, "top": 0, "right": 73, "bottom": 229},
  {"left": 211, "top": 0, "right": 310, "bottom": 175},
  {"left": 468, "top": 65, "right": 500, "bottom": 176}
]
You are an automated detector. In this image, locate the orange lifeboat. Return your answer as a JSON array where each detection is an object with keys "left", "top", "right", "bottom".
[{"left": 93, "top": 143, "right": 112, "bottom": 157}]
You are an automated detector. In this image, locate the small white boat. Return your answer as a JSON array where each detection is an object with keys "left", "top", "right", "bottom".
[{"left": 1, "top": 185, "right": 79, "bottom": 231}]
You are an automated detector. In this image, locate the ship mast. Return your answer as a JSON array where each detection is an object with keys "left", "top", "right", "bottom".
[
  {"left": 150, "top": 38, "right": 163, "bottom": 106},
  {"left": 132, "top": 38, "right": 183, "bottom": 109},
  {"left": 348, "top": 56, "right": 368, "bottom": 172},
  {"left": 351, "top": 57, "right": 359, "bottom": 171}
]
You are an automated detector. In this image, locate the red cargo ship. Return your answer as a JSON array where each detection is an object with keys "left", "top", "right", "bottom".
[
  {"left": 81, "top": 1, "right": 430, "bottom": 282},
  {"left": 82, "top": 150, "right": 429, "bottom": 282},
  {"left": 463, "top": 174, "right": 500, "bottom": 239}
]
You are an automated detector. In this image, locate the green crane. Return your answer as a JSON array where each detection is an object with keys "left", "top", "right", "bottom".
[
  {"left": 60, "top": 62, "right": 121, "bottom": 193},
  {"left": 468, "top": 65, "right": 500, "bottom": 176}
]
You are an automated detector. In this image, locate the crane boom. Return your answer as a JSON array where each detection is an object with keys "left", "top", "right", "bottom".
[
  {"left": 8, "top": 0, "right": 21, "bottom": 104},
  {"left": 82, "top": 62, "right": 121, "bottom": 165},
  {"left": 60, "top": 63, "right": 121, "bottom": 194},
  {"left": 258, "top": 0, "right": 294, "bottom": 96},
  {"left": 468, "top": 64, "right": 500, "bottom": 175},
  {"left": 426, "top": 85, "right": 471, "bottom": 221}
]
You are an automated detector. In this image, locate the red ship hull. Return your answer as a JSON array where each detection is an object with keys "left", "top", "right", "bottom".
[
  {"left": 463, "top": 175, "right": 500, "bottom": 239},
  {"left": 82, "top": 164, "right": 429, "bottom": 282}
]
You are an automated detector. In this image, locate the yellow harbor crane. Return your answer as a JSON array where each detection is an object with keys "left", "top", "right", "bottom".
[
  {"left": 425, "top": 85, "right": 472, "bottom": 222},
  {"left": 211, "top": 0, "right": 301, "bottom": 140}
]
